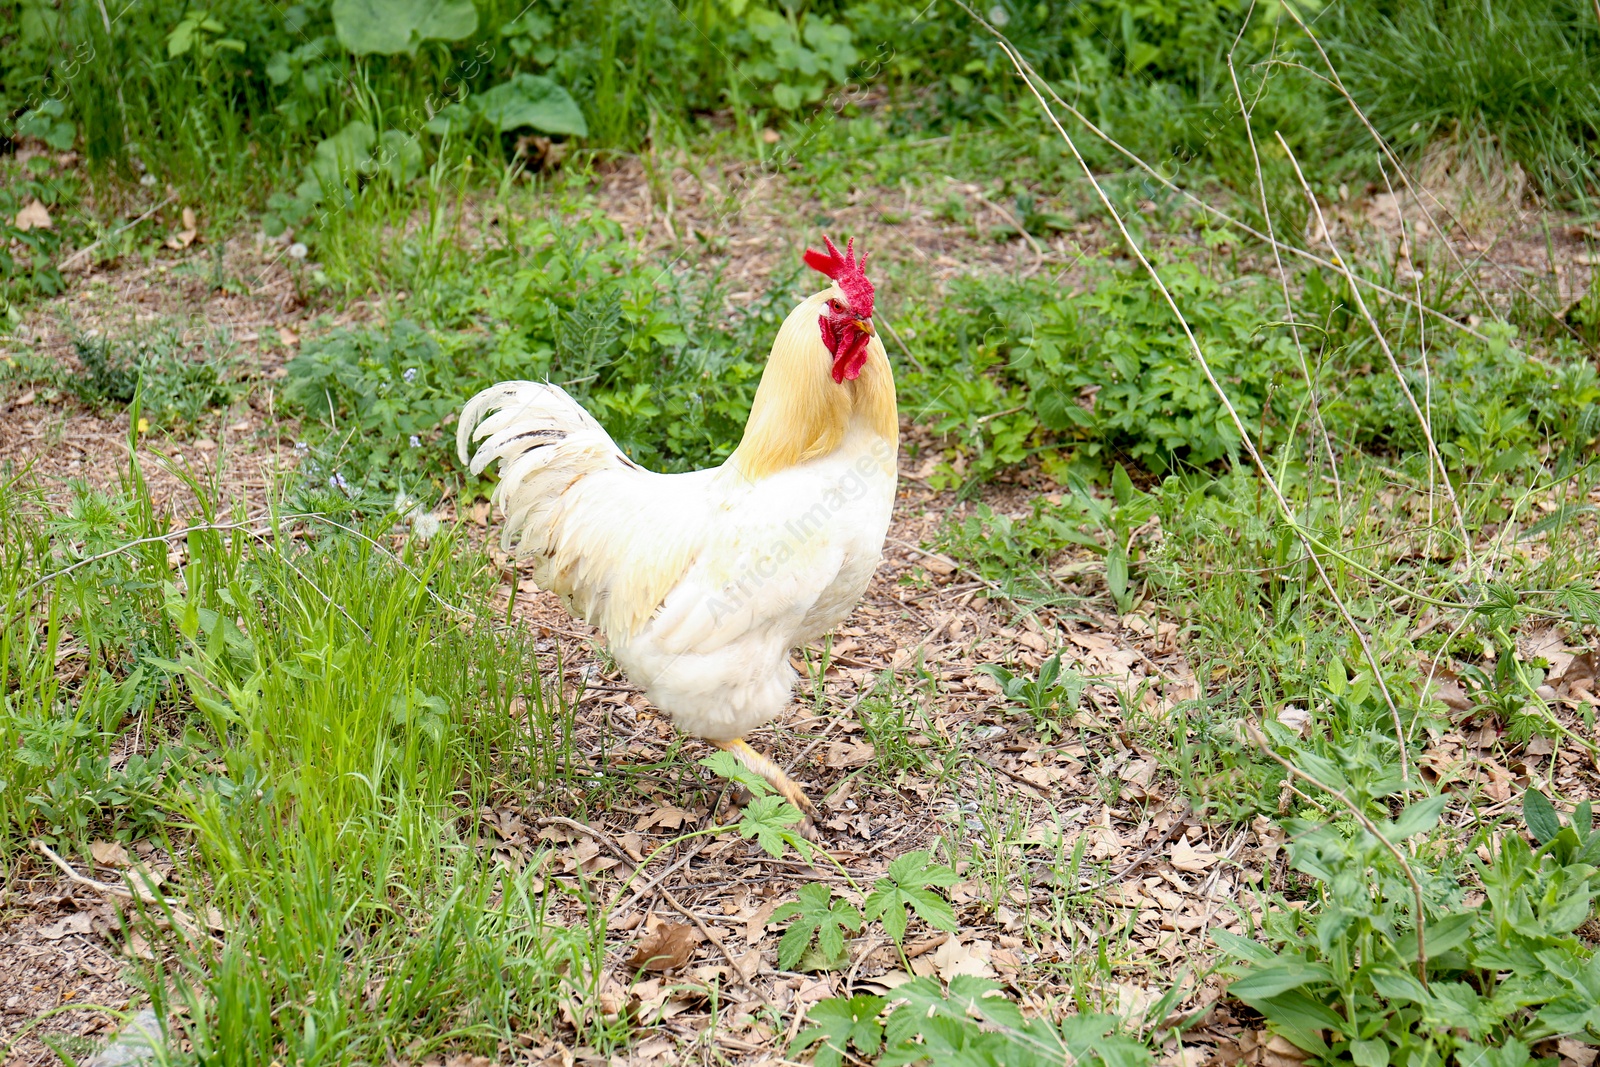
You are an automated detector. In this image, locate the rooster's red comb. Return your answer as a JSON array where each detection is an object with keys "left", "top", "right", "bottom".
[{"left": 804, "top": 236, "right": 874, "bottom": 318}]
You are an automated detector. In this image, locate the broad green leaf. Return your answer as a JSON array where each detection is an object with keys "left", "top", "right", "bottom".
[
  {"left": 1106, "top": 544, "right": 1129, "bottom": 601},
  {"left": 1228, "top": 960, "right": 1334, "bottom": 999},
  {"left": 791, "top": 995, "right": 885, "bottom": 1067},
  {"left": 944, "top": 975, "right": 1026, "bottom": 1029},
  {"left": 1385, "top": 793, "right": 1448, "bottom": 840},
  {"left": 1399, "top": 909, "right": 1477, "bottom": 962},
  {"left": 1111, "top": 461, "right": 1136, "bottom": 505},
  {"left": 1252, "top": 991, "right": 1337, "bottom": 1053},
  {"left": 1368, "top": 967, "right": 1428, "bottom": 1004},
  {"left": 1523, "top": 788, "right": 1562, "bottom": 845},
  {"left": 885, "top": 849, "right": 957, "bottom": 887},
  {"left": 1210, "top": 926, "right": 1278, "bottom": 964},
  {"left": 302, "top": 121, "right": 377, "bottom": 193},
  {"left": 1349, "top": 1038, "right": 1389, "bottom": 1067},
  {"left": 737, "top": 794, "right": 806, "bottom": 859},
  {"left": 474, "top": 74, "right": 588, "bottom": 137},
  {"left": 374, "top": 129, "right": 423, "bottom": 184},
  {"left": 332, "top": 0, "right": 476, "bottom": 55},
  {"left": 1535, "top": 996, "right": 1600, "bottom": 1036},
  {"left": 883, "top": 977, "right": 992, "bottom": 1047},
  {"left": 699, "top": 751, "right": 774, "bottom": 797},
  {"left": 772, "top": 883, "right": 862, "bottom": 971},
  {"left": 1457, "top": 1039, "right": 1533, "bottom": 1067},
  {"left": 865, "top": 851, "right": 958, "bottom": 942}
]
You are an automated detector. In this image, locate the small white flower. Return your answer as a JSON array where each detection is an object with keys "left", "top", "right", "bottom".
[
  {"left": 287, "top": 242, "right": 308, "bottom": 260},
  {"left": 409, "top": 435, "right": 421, "bottom": 448},
  {"left": 294, "top": 440, "right": 309, "bottom": 452},
  {"left": 328, "top": 471, "right": 348, "bottom": 492},
  {"left": 140, "top": 173, "right": 157, "bottom": 187},
  {"left": 988, "top": 4, "right": 1009, "bottom": 26},
  {"left": 402, "top": 367, "right": 418, "bottom": 383}
]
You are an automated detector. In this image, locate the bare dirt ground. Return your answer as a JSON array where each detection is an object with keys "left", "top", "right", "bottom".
[{"left": 3, "top": 155, "right": 1598, "bottom": 1065}]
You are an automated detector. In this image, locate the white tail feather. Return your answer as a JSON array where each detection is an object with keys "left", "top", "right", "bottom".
[{"left": 457, "top": 380, "right": 698, "bottom": 636}]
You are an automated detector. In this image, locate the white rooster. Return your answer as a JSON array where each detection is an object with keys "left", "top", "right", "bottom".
[{"left": 458, "top": 237, "right": 897, "bottom": 815}]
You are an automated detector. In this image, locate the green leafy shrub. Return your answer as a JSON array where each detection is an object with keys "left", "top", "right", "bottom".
[
  {"left": 1218, "top": 782, "right": 1600, "bottom": 1064},
  {"left": 285, "top": 319, "right": 460, "bottom": 496},
  {"left": 0, "top": 169, "right": 83, "bottom": 308},
  {"left": 58, "top": 330, "right": 242, "bottom": 432},
  {"left": 796, "top": 976, "right": 1154, "bottom": 1067},
  {"left": 731, "top": 5, "right": 859, "bottom": 112},
  {"left": 910, "top": 260, "right": 1310, "bottom": 483},
  {"left": 1322, "top": 324, "right": 1600, "bottom": 475},
  {"left": 977, "top": 650, "right": 1088, "bottom": 742}
]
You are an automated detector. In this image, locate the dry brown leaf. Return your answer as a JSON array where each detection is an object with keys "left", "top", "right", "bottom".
[
  {"left": 15, "top": 199, "right": 52, "bottom": 231},
  {"left": 1558, "top": 1038, "right": 1598, "bottom": 1067},
  {"left": 279, "top": 327, "right": 299, "bottom": 346},
  {"left": 1114, "top": 981, "right": 1163, "bottom": 1020},
  {"left": 1016, "top": 630, "right": 1048, "bottom": 654},
  {"left": 746, "top": 900, "right": 781, "bottom": 945},
  {"left": 182, "top": 207, "right": 196, "bottom": 230},
  {"left": 1263, "top": 1033, "right": 1309, "bottom": 1064},
  {"left": 822, "top": 739, "right": 875, "bottom": 769},
  {"left": 856, "top": 969, "right": 912, "bottom": 995},
  {"left": 636, "top": 805, "right": 694, "bottom": 831},
  {"left": 1276, "top": 705, "right": 1310, "bottom": 736},
  {"left": 1423, "top": 668, "right": 1472, "bottom": 713},
  {"left": 91, "top": 840, "right": 132, "bottom": 867},
  {"left": 627, "top": 921, "right": 700, "bottom": 973},
  {"left": 126, "top": 862, "right": 168, "bottom": 892},
  {"left": 1119, "top": 758, "right": 1157, "bottom": 787},
  {"left": 1018, "top": 765, "right": 1065, "bottom": 788},
  {"left": 631, "top": 977, "right": 671, "bottom": 1016},
  {"left": 926, "top": 937, "right": 995, "bottom": 981},
  {"left": 122, "top": 932, "right": 156, "bottom": 959},
  {"left": 166, "top": 229, "right": 197, "bottom": 250},
  {"left": 38, "top": 912, "right": 94, "bottom": 940},
  {"left": 1171, "top": 841, "right": 1217, "bottom": 872}
]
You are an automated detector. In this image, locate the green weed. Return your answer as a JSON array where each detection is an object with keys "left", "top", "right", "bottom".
[{"left": 1218, "top": 764, "right": 1600, "bottom": 1063}]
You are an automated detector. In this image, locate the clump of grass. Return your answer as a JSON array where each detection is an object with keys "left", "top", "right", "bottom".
[
  {"left": 0, "top": 465, "right": 612, "bottom": 1060},
  {"left": 1321, "top": 0, "right": 1600, "bottom": 207}
]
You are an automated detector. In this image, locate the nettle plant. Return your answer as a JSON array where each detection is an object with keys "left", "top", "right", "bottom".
[{"left": 1217, "top": 748, "right": 1600, "bottom": 1067}]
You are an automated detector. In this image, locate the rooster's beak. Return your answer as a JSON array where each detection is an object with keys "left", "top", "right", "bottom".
[{"left": 852, "top": 318, "right": 876, "bottom": 337}]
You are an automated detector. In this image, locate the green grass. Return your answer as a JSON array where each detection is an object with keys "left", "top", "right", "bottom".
[{"left": 0, "top": 460, "right": 623, "bottom": 1060}]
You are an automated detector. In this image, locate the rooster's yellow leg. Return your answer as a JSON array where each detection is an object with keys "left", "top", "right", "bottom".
[{"left": 712, "top": 738, "right": 816, "bottom": 815}]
